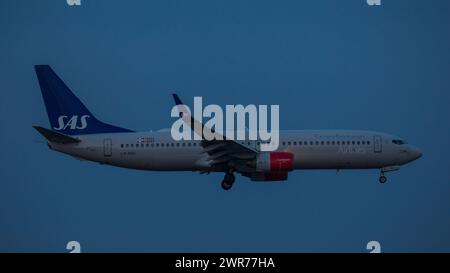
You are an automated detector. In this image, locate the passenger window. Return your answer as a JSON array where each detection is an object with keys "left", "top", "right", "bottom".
[
  {"left": 193, "top": 143, "right": 197, "bottom": 146},
  {"left": 146, "top": 144, "right": 149, "bottom": 147},
  {"left": 352, "top": 141, "right": 355, "bottom": 145},
  {"left": 176, "top": 143, "right": 180, "bottom": 147},
  {"left": 131, "top": 144, "right": 134, "bottom": 148},
  {"left": 321, "top": 141, "right": 324, "bottom": 145},
  {"left": 156, "top": 143, "right": 159, "bottom": 147},
  {"left": 357, "top": 141, "right": 360, "bottom": 145},
  {"left": 287, "top": 142, "right": 290, "bottom": 146},
  {"left": 282, "top": 142, "right": 286, "bottom": 146},
  {"left": 188, "top": 143, "right": 191, "bottom": 147},
  {"left": 331, "top": 141, "right": 335, "bottom": 145},
  {"left": 171, "top": 143, "right": 174, "bottom": 147},
  {"left": 347, "top": 141, "right": 350, "bottom": 145},
  {"left": 310, "top": 141, "right": 313, "bottom": 145},
  {"left": 120, "top": 144, "right": 123, "bottom": 148},
  {"left": 182, "top": 143, "right": 185, "bottom": 147},
  {"left": 362, "top": 141, "right": 365, "bottom": 145},
  {"left": 316, "top": 141, "right": 319, "bottom": 145},
  {"left": 151, "top": 144, "right": 154, "bottom": 147},
  {"left": 293, "top": 141, "right": 297, "bottom": 145},
  {"left": 326, "top": 141, "right": 330, "bottom": 145},
  {"left": 367, "top": 141, "right": 370, "bottom": 145}
]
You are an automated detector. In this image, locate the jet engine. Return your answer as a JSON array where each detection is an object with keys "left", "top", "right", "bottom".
[{"left": 255, "top": 152, "right": 294, "bottom": 172}]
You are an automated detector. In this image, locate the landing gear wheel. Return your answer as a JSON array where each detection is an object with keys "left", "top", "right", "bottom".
[
  {"left": 221, "top": 180, "right": 233, "bottom": 190},
  {"left": 379, "top": 175, "right": 387, "bottom": 184},
  {"left": 221, "top": 173, "right": 235, "bottom": 191}
]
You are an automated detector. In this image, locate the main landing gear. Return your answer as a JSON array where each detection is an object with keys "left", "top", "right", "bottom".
[{"left": 221, "top": 171, "right": 235, "bottom": 191}]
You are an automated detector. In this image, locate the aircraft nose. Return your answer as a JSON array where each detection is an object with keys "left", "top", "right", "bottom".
[{"left": 409, "top": 146, "right": 422, "bottom": 161}]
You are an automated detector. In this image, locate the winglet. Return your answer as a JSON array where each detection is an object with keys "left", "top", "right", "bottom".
[
  {"left": 172, "top": 93, "right": 183, "bottom": 105},
  {"left": 172, "top": 93, "right": 185, "bottom": 117}
]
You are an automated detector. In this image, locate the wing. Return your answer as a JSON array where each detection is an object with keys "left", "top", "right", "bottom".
[{"left": 172, "top": 94, "right": 258, "bottom": 171}]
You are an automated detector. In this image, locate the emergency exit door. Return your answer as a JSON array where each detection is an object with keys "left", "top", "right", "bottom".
[{"left": 104, "top": 138, "right": 112, "bottom": 157}]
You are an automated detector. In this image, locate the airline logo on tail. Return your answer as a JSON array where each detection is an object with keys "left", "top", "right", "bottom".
[
  {"left": 53, "top": 115, "right": 90, "bottom": 130},
  {"left": 35, "top": 65, "right": 133, "bottom": 135}
]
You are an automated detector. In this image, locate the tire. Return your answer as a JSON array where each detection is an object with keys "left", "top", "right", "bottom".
[
  {"left": 225, "top": 173, "right": 235, "bottom": 184},
  {"left": 221, "top": 173, "right": 235, "bottom": 190},
  {"left": 379, "top": 175, "right": 387, "bottom": 184},
  {"left": 221, "top": 180, "right": 233, "bottom": 190}
]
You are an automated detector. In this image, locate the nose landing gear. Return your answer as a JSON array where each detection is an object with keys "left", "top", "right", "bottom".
[
  {"left": 379, "top": 174, "right": 387, "bottom": 184},
  {"left": 221, "top": 171, "right": 235, "bottom": 190},
  {"left": 378, "top": 165, "right": 400, "bottom": 184}
]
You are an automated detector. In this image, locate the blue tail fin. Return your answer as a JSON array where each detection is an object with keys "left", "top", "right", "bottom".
[{"left": 35, "top": 65, "right": 133, "bottom": 135}]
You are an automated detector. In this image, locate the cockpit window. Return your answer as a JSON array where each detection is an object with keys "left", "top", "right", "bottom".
[{"left": 392, "top": 139, "right": 407, "bottom": 145}]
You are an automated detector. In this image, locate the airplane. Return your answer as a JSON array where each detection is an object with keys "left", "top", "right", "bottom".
[{"left": 33, "top": 65, "right": 422, "bottom": 190}]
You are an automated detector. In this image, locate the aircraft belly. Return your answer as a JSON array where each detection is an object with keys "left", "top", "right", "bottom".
[
  {"left": 113, "top": 150, "right": 200, "bottom": 171},
  {"left": 294, "top": 149, "right": 371, "bottom": 169}
]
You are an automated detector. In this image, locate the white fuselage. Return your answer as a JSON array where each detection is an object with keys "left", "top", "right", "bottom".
[{"left": 48, "top": 129, "right": 422, "bottom": 172}]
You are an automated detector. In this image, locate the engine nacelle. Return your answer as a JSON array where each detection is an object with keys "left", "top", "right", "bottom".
[{"left": 256, "top": 152, "right": 294, "bottom": 172}]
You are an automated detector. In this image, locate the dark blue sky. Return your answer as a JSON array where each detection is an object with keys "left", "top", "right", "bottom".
[{"left": 1, "top": 0, "right": 450, "bottom": 252}]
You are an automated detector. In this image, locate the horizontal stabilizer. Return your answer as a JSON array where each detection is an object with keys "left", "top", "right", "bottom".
[{"left": 33, "top": 126, "right": 80, "bottom": 144}]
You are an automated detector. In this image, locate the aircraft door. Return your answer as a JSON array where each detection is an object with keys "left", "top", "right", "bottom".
[
  {"left": 373, "top": 135, "right": 382, "bottom": 153},
  {"left": 104, "top": 138, "right": 112, "bottom": 157}
]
